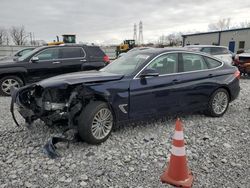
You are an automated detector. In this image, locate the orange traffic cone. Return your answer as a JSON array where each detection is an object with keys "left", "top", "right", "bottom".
[{"left": 160, "top": 118, "right": 193, "bottom": 187}]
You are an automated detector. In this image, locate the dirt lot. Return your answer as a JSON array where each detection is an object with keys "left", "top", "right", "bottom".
[{"left": 0, "top": 78, "right": 249, "bottom": 188}]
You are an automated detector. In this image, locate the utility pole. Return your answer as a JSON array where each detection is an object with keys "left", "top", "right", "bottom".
[
  {"left": 133, "top": 23, "right": 137, "bottom": 44},
  {"left": 138, "top": 21, "right": 143, "bottom": 45}
]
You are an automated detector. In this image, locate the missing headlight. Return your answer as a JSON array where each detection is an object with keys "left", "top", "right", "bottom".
[{"left": 44, "top": 102, "right": 66, "bottom": 111}]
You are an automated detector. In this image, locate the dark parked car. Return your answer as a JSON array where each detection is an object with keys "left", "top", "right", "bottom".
[
  {"left": 0, "top": 44, "right": 109, "bottom": 95},
  {"left": 11, "top": 48, "right": 240, "bottom": 145},
  {"left": 0, "top": 47, "right": 36, "bottom": 61}
]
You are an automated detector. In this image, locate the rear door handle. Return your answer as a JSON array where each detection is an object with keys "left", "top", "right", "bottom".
[
  {"left": 208, "top": 74, "right": 213, "bottom": 77},
  {"left": 80, "top": 59, "right": 87, "bottom": 62},
  {"left": 52, "top": 61, "right": 61, "bottom": 64}
]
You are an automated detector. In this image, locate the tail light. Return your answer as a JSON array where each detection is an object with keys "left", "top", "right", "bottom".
[
  {"left": 103, "top": 55, "right": 110, "bottom": 63},
  {"left": 234, "top": 70, "right": 240, "bottom": 79}
]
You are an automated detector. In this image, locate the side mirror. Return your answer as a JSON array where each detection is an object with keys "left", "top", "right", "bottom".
[
  {"left": 140, "top": 68, "right": 159, "bottom": 78},
  {"left": 31, "top": 56, "right": 39, "bottom": 62}
]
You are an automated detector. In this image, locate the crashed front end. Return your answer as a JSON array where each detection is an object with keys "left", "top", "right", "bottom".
[
  {"left": 10, "top": 83, "right": 92, "bottom": 158},
  {"left": 12, "top": 84, "right": 83, "bottom": 125}
]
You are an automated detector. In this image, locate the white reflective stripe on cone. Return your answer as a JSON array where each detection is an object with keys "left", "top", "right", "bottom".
[
  {"left": 173, "top": 131, "right": 184, "bottom": 140},
  {"left": 171, "top": 146, "right": 186, "bottom": 156}
]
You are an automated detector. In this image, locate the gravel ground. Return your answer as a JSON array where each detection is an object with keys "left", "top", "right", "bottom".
[{"left": 0, "top": 78, "right": 250, "bottom": 188}]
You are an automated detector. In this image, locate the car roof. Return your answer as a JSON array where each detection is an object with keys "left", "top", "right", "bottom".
[
  {"left": 185, "top": 45, "right": 228, "bottom": 48},
  {"left": 133, "top": 47, "right": 220, "bottom": 59},
  {"left": 137, "top": 47, "right": 192, "bottom": 55},
  {"left": 38, "top": 44, "right": 101, "bottom": 49}
]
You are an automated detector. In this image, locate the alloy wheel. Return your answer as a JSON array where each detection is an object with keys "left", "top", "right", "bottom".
[
  {"left": 1, "top": 79, "right": 20, "bottom": 95},
  {"left": 91, "top": 108, "right": 113, "bottom": 140},
  {"left": 212, "top": 91, "right": 228, "bottom": 115}
]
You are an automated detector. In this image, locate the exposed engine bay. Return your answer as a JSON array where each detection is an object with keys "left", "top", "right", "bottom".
[{"left": 10, "top": 84, "right": 98, "bottom": 158}]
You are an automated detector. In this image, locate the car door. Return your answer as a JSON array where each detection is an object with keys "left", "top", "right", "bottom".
[
  {"left": 177, "top": 52, "right": 218, "bottom": 112},
  {"left": 26, "top": 47, "right": 61, "bottom": 82},
  {"left": 58, "top": 47, "right": 86, "bottom": 74},
  {"left": 129, "top": 53, "right": 182, "bottom": 120}
]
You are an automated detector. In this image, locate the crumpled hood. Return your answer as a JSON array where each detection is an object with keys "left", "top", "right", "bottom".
[{"left": 38, "top": 70, "right": 124, "bottom": 88}]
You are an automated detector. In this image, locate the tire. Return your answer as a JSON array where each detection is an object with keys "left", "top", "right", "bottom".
[
  {"left": 78, "top": 101, "right": 114, "bottom": 144},
  {"left": 206, "top": 88, "right": 229, "bottom": 117},
  {"left": 0, "top": 76, "right": 24, "bottom": 96}
]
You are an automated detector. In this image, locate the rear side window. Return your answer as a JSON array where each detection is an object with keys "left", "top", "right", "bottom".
[
  {"left": 60, "top": 47, "right": 85, "bottom": 58},
  {"left": 182, "top": 53, "right": 208, "bottom": 72},
  {"left": 86, "top": 46, "right": 105, "bottom": 57},
  {"left": 211, "top": 47, "right": 229, "bottom": 55},
  {"left": 204, "top": 57, "right": 222, "bottom": 68}
]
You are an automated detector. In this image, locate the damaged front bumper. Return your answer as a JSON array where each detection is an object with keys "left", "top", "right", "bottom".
[{"left": 10, "top": 84, "right": 86, "bottom": 158}]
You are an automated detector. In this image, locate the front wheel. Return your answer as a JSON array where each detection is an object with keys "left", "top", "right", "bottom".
[
  {"left": 78, "top": 101, "right": 114, "bottom": 144},
  {"left": 206, "top": 88, "right": 229, "bottom": 117}
]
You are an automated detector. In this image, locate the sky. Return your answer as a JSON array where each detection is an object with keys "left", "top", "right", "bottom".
[{"left": 0, "top": 0, "right": 250, "bottom": 45}]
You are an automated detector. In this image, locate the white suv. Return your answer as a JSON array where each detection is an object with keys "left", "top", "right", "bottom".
[{"left": 185, "top": 45, "right": 233, "bottom": 65}]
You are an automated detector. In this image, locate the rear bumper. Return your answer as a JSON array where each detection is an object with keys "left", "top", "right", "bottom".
[{"left": 228, "top": 79, "right": 240, "bottom": 102}]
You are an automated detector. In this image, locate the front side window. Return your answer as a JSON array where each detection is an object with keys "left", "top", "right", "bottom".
[
  {"left": 146, "top": 53, "right": 178, "bottom": 75},
  {"left": 182, "top": 53, "right": 208, "bottom": 72},
  {"left": 35, "top": 48, "right": 59, "bottom": 61},
  {"left": 60, "top": 47, "right": 85, "bottom": 58}
]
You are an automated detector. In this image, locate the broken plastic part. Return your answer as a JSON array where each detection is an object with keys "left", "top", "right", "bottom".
[
  {"left": 10, "top": 86, "right": 20, "bottom": 127},
  {"left": 43, "top": 137, "right": 70, "bottom": 159}
]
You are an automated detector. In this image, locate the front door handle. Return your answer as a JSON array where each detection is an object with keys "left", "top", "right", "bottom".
[
  {"left": 208, "top": 73, "right": 213, "bottom": 77},
  {"left": 52, "top": 61, "right": 61, "bottom": 64},
  {"left": 80, "top": 59, "right": 87, "bottom": 62}
]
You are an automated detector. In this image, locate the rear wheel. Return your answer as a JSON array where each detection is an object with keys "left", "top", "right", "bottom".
[
  {"left": 0, "top": 76, "right": 24, "bottom": 96},
  {"left": 78, "top": 101, "right": 114, "bottom": 144},
  {"left": 206, "top": 88, "right": 229, "bottom": 117}
]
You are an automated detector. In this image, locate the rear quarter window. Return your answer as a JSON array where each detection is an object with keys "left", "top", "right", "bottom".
[{"left": 204, "top": 56, "right": 222, "bottom": 68}]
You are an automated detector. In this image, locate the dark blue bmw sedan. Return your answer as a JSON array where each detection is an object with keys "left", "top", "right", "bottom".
[{"left": 12, "top": 48, "right": 240, "bottom": 144}]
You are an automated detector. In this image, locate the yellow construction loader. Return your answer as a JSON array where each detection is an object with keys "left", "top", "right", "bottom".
[{"left": 47, "top": 34, "right": 76, "bottom": 46}]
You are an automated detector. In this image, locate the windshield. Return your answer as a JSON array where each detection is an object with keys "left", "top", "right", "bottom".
[
  {"left": 18, "top": 47, "right": 42, "bottom": 61},
  {"left": 101, "top": 52, "right": 151, "bottom": 76}
]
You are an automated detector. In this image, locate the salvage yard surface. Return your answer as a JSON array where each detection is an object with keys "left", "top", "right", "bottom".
[{"left": 0, "top": 79, "right": 249, "bottom": 188}]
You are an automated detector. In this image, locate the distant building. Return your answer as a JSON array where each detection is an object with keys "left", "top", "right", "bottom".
[{"left": 182, "top": 27, "right": 250, "bottom": 53}]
